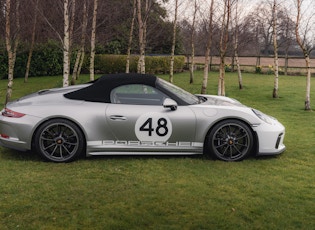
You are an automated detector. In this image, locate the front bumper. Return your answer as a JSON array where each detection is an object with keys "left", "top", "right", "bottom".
[{"left": 252, "top": 120, "right": 286, "bottom": 155}]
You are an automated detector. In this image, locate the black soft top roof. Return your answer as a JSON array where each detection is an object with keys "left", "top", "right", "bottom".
[{"left": 64, "top": 73, "right": 157, "bottom": 103}]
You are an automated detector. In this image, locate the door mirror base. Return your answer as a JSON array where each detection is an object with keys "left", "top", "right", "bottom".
[{"left": 163, "top": 98, "right": 177, "bottom": 111}]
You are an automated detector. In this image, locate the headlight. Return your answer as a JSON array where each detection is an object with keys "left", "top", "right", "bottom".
[{"left": 252, "top": 109, "right": 274, "bottom": 124}]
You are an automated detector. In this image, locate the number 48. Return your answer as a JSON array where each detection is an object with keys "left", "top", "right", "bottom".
[{"left": 139, "top": 117, "right": 168, "bottom": 137}]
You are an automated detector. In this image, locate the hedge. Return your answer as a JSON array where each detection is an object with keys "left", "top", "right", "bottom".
[
  {"left": 0, "top": 41, "right": 63, "bottom": 79},
  {"left": 0, "top": 43, "right": 185, "bottom": 78},
  {"left": 93, "top": 54, "right": 186, "bottom": 74}
]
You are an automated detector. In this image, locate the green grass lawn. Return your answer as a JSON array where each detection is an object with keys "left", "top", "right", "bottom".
[{"left": 0, "top": 72, "right": 314, "bottom": 229}]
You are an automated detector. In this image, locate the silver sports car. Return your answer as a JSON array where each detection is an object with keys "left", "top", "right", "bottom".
[{"left": 0, "top": 73, "right": 285, "bottom": 163}]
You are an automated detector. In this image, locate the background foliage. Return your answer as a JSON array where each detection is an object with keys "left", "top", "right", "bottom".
[
  {"left": 0, "top": 44, "right": 186, "bottom": 78},
  {"left": 94, "top": 54, "right": 185, "bottom": 74},
  {"left": 0, "top": 41, "right": 63, "bottom": 79}
]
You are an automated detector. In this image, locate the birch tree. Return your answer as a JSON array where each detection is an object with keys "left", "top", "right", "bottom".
[
  {"left": 62, "top": 0, "right": 70, "bottom": 87},
  {"left": 189, "top": 0, "right": 197, "bottom": 84},
  {"left": 5, "top": 0, "right": 20, "bottom": 104},
  {"left": 218, "top": 0, "right": 231, "bottom": 96},
  {"left": 202, "top": 0, "right": 214, "bottom": 94},
  {"left": 126, "top": 0, "right": 137, "bottom": 73},
  {"left": 272, "top": 0, "right": 279, "bottom": 98},
  {"left": 232, "top": 0, "right": 243, "bottom": 90},
  {"left": 295, "top": 0, "right": 313, "bottom": 110},
  {"left": 24, "top": 0, "right": 39, "bottom": 83},
  {"left": 137, "top": 0, "right": 145, "bottom": 74},
  {"left": 169, "top": 0, "right": 178, "bottom": 83},
  {"left": 281, "top": 11, "right": 295, "bottom": 76},
  {"left": 26, "top": 0, "right": 81, "bottom": 86},
  {"left": 90, "top": 0, "right": 98, "bottom": 81},
  {"left": 72, "top": 0, "right": 88, "bottom": 84}
]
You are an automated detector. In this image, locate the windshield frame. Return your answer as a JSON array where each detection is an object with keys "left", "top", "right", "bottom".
[{"left": 156, "top": 78, "right": 200, "bottom": 105}]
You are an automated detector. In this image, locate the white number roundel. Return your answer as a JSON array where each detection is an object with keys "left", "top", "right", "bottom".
[{"left": 135, "top": 112, "right": 172, "bottom": 142}]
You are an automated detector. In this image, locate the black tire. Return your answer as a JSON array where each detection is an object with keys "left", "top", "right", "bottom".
[
  {"left": 34, "top": 119, "right": 85, "bottom": 163},
  {"left": 206, "top": 119, "right": 254, "bottom": 161}
]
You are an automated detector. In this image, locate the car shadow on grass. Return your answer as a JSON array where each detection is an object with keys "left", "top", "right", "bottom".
[
  {"left": 86, "top": 154, "right": 203, "bottom": 162},
  {"left": 0, "top": 148, "right": 41, "bottom": 162},
  {"left": 86, "top": 154, "right": 280, "bottom": 162},
  {"left": 0, "top": 148, "right": 281, "bottom": 163}
]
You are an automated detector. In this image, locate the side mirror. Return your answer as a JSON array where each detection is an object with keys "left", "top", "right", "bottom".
[{"left": 163, "top": 98, "right": 177, "bottom": 111}]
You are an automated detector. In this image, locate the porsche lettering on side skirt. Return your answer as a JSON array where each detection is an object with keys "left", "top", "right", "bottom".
[{"left": 89, "top": 140, "right": 203, "bottom": 147}]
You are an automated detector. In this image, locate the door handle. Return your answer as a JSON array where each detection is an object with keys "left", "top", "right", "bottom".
[{"left": 109, "top": 115, "right": 127, "bottom": 121}]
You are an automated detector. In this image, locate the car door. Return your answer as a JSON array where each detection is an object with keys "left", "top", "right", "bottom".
[{"left": 105, "top": 84, "right": 197, "bottom": 151}]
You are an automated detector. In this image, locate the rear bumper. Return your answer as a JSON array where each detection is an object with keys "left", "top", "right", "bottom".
[
  {"left": 0, "top": 114, "right": 41, "bottom": 151},
  {"left": 0, "top": 137, "right": 28, "bottom": 151}
]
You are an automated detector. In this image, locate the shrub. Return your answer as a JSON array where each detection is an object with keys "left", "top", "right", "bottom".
[
  {"left": 93, "top": 54, "right": 185, "bottom": 74},
  {"left": 0, "top": 48, "right": 7, "bottom": 78},
  {"left": 30, "top": 41, "right": 63, "bottom": 76},
  {"left": 0, "top": 40, "right": 63, "bottom": 79},
  {"left": 0, "top": 43, "right": 185, "bottom": 78},
  {"left": 93, "top": 55, "right": 130, "bottom": 74},
  {"left": 255, "top": 65, "right": 262, "bottom": 74}
]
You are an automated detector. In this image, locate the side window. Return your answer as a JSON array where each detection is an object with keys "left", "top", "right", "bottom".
[{"left": 110, "top": 84, "right": 167, "bottom": 105}]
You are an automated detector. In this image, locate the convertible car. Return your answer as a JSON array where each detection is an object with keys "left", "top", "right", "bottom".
[{"left": 0, "top": 73, "right": 285, "bottom": 162}]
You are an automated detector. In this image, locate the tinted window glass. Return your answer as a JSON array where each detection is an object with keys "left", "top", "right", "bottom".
[{"left": 110, "top": 84, "right": 168, "bottom": 105}]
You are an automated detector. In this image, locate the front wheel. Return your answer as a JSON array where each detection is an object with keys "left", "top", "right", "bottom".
[
  {"left": 206, "top": 119, "right": 254, "bottom": 161},
  {"left": 33, "top": 119, "right": 85, "bottom": 163}
]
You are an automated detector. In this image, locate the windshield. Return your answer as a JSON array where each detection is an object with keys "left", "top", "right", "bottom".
[{"left": 157, "top": 78, "right": 200, "bottom": 105}]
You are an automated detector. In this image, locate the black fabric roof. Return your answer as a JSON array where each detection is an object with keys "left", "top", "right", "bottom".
[{"left": 64, "top": 73, "right": 157, "bottom": 103}]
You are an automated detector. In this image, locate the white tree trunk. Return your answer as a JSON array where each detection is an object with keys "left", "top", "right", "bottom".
[
  {"left": 189, "top": 0, "right": 197, "bottom": 84},
  {"left": 272, "top": 0, "right": 279, "bottom": 98},
  {"left": 218, "top": 0, "right": 230, "bottom": 96},
  {"left": 126, "top": 0, "right": 136, "bottom": 73},
  {"left": 5, "top": 0, "right": 19, "bottom": 104},
  {"left": 25, "top": 0, "right": 39, "bottom": 83},
  {"left": 63, "top": 0, "right": 70, "bottom": 87},
  {"left": 233, "top": 0, "right": 242, "bottom": 89},
  {"left": 295, "top": 0, "right": 311, "bottom": 110},
  {"left": 72, "top": 0, "right": 88, "bottom": 84},
  {"left": 137, "top": 0, "right": 145, "bottom": 74},
  {"left": 202, "top": 0, "right": 214, "bottom": 94},
  {"left": 169, "top": 0, "right": 178, "bottom": 83},
  {"left": 305, "top": 56, "right": 311, "bottom": 110},
  {"left": 90, "top": 0, "right": 98, "bottom": 81}
]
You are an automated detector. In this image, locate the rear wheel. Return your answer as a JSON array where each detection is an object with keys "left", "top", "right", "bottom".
[
  {"left": 206, "top": 119, "right": 253, "bottom": 161},
  {"left": 34, "top": 119, "right": 85, "bottom": 163}
]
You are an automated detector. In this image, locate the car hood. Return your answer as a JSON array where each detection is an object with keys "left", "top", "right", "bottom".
[{"left": 196, "top": 95, "right": 246, "bottom": 107}]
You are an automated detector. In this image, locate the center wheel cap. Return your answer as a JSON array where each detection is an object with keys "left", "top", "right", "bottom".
[{"left": 56, "top": 138, "right": 63, "bottom": 144}]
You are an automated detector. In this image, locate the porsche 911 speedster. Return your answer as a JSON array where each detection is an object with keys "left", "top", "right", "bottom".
[{"left": 0, "top": 73, "right": 285, "bottom": 163}]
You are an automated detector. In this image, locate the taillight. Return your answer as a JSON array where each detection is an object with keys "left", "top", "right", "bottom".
[
  {"left": 2, "top": 108, "right": 25, "bottom": 118},
  {"left": 0, "top": 134, "right": 9, "bottom": 138}
]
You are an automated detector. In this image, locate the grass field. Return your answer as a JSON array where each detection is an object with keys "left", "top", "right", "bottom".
[{"left": 0, "top": 72, "right": 314, "bottom": 229}]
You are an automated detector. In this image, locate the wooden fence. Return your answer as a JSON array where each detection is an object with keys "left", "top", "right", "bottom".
[{"left": 190, "top": 56, "right": 315, "bottom": 75}]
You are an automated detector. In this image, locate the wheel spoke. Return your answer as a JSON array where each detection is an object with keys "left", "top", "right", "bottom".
[
  {"left": 41, "top": 137, "right": 54, "bottom": 142},
  {"left": 44, "top": 129, "right": 56, "bottom": 138},
  {"left": 64, "top": 141, "right": 77, "bottom": 146},
  {"left": 211, "top": 121, "right": 252, "bottom": 161},
  {"left": 43, "top": 142, "right": 57, "bottom": 151},
  {"left": 215, "top": 142, "right": 228, "bottom": 149},
  {"left": 59, "top": 145, "right": 64, "bottom": 158},
  {"left": 229, "top": 146, "right": 234, "bottom": 157},
  {"left": 235, "top": 142, "right": 248, "bottom": 148},
  {"left": 49, "top": 145, "right": 58, "bottom": 156},
  {"left": 39, "top": 123, "right": 80, "bottom": 160},
  {"left": 231, "top": 145, "right": 242, "bottom": 155},
  {"left": 61, "top": 144, "right": 72, "bottom": 155}
]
